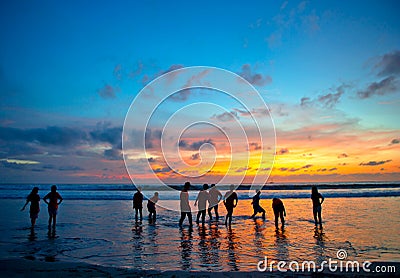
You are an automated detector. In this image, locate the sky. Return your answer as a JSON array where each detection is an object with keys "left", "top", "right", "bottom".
[{"left": 0, "top": 0, "right": 399, "bottom": 184}]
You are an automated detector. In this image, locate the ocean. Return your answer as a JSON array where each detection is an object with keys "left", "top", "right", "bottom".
[{"left": 0, "top": 183, "right": 399, "bottom": 272}]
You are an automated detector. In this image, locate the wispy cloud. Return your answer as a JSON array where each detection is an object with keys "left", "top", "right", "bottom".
[
  {"left": 237, "top": 64, "right": 272, "bottom": 86},
  {"left": 211, "top": 111, "right": 238, "bottom": 122},
  {"left": 301, "top": 83, "right": 350, "bottom": 108},
  {"left": 375, "top": 50, "right": 400, "bottom": 77},
  {"left": 359, "top": 160, "right": 392, "bottom": 166},
  {"left": 179, "top": 139, "right": 214, "bottom": 150},
  {"left": 357, "top": 76, "right": 398, "bottom": 99},
  {"left": 97, "top": 84, "right": 119, "bottom": 99}
]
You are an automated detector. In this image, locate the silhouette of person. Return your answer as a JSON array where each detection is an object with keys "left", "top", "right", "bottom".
[
  {"left": 208, "top": 183, "right": 222, "bottom": 221},
  {"left": 179, "top": 182, "right": 193, "bottom": 228},
  {"left": 21, "top": 187, "right": 40, "bottom": 227},
  {"left": 311, "top": 185, "right": 325, "bottom": 228},
  {"left": 133, "top": 187, "right": 143, "bottom": 221},
  {"left": 43, "top": 185, "right": 63, "bottom": 229},
  {"left": 224, "top": 185, "right": 238, "bottom": 226},
  {"left": 195, "top": 184, "right": 209, "bottom": 225},
  {"left": 147, "top": 192, "right": 159, "bottom": 222},
  {"left": 251, "top": 190, "right": 266, "bottom": 219},
  {"left": 272, "top": 198, "right": 286, "bottom": 228}
]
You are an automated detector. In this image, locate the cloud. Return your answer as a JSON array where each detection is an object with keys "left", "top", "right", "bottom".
[
  {"left": 142, "top": 64, "right": 184, "bottom": 86},
  {"left": 58, "top": 165, "right": 84, "bottom": 171},
  {"left": 90, "top": 122, "right": 122, "bottom": 147},
  {"left": 233, "top": 107, "right": 270, "bottom": 118},
  {"left": 390, "top": 138, "right": 400, "bottom": 145},
  {"left": 153, "top": 166, "right": 172, "bottom": 173},
  {"left": 169, "top": 89, "right": 192, "bottom": 102},
  {"left": 375, "top": 50, "right": 400, "bottom": 77},
  {"left": 249, "top": 142, "right": 262, "bottom": 151},
  {"left": 104, "top": 148, "right": 122, "bottom": 160},
  {"left": 266, "top": 1, "right": 320, "bottom": 48},
  {"left": 147, "top": 157, "right": 156, "bottom": 163},
  {"left": 338, "top": 153, "right": 348, "bottom": 158},
  {"left": 279, "top": 164, "right": 313, "bottom": 172},
  {"left": 359, "top": 160, "right": 392, "bottom": 166},
  {"left": 0, "top": 126, "right": 88, "bottom": 146},
  {"left": 0, "top": 123, "right": 124, "bottom": 161},
  {"left": 191, "top": 153, "right": 200, "bottom": 160},
  {"left": 211, "top": 111, "right": 238, "bottom": 122},
  {"left": 276, "top": 148, "right": 289, "bottom": 155},
  {"left": 179, "top": 139, "right": 214, "bottom": 150},
  {"left": 357, "top": 76, "right": 398, "bottom": 99},
  {"left": 237, "top": 64, "right": 272, "bottom": 86},
  {"left": 301, "top": 83, "right": 350, "bottom": 108},
  {"left": 235, "top": 166, "right": 251, "bottom": 173},
  {"left": 144, "top": 128, "right": 162, "bottom": 149},
  {"left": 97, "top": 84, "right": 119, "bottom": 99},
  {"left": 113, "top": 64, "right": 123, "bottom": 80}
]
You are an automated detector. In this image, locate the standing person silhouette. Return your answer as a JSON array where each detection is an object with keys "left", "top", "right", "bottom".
[
  {"left": 133, "top": 187, "right": 143, "bottom": 222},
  {"left": 179, "top": 182, "right": 193, "bottom": 228},
  {"left": 21, "top": 187, "right": 40, "bottom": 228},
  {"left": 251, "top": 191, "right": 266, "bottom": 219},
  {"left": 147, "top": 192, "right": 159, "bottom": 222},
  {"left": 43, "top": 185, "right": 63, "bottom": 229},
  {"left": 272, "top": 198, "right": 286, "bottom": 229},
  {"left": 194, "top": 184, "right": 209, "bottom": 225},
  {"left": 208, "top": 183, "right": 222, "bottom": 221},
  {"left": 224, "top": 185, "right": 238, "bottom": 226},
  {"left": 311, "top": 186, "right": 325, "bottom": 228}
]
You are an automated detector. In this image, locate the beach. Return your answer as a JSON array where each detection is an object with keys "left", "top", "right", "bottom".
[{"left": 1, "top": 189, "right": 399, "bottom": 276}]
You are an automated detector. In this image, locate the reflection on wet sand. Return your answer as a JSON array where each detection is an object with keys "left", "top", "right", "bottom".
[
  {"left": 28, "top": 227, "right": 37, "bottom": 241},
  {"left": 313, "top": 226, "right": 327, "bottom": 265},
  {"left": 253, "top": 218, "right": 265, "bottom": 255},
  {"left": 274, "top": 226, "right": 289, "bottom": 262},
  {"left": 226, "top": 226, "right": 239, "bottom": 271},
  {"left": 131, "top": 222, "right": 144, "bottom": 267},
  {"left": 179, "top": 227, "right": 193, "bottom": 270}
]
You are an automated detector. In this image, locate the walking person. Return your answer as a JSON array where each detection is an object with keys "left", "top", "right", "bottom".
[
  {"left": 179, "top": 182, "right": 193, "bottom": 228},
  {"left": 208, "top": 183, "right": 222, "bottom": 221},
  {"left": 272, "top": 198, "right": 286, "bottom": 229},
  {"left": 250, "top": 191, "right": 266, "bottom": 219},
  {"left": 21, "top": 187, "right": 40, "bottom": 228},
  {"left": 43, "top": 185, "right": 63, "bottom": 229},
  {"left": 311, "top": 185, "right": 325, "bottom": 228},
  {"left": 133, "top": 187, "right": 143, "bottom": 222},
  {"left": 224, "top": 185, "right": 238, "bottom": 226},
  {"left": 194, "top": 184, "right": 209, "bottom": 225}
]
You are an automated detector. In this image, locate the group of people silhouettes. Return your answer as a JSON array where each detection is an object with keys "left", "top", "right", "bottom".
[
  {"left": 133, "top": 187, "right": 159, "bottom": 223},
  {"left": 132, "top": 182, "right": 325, "bottom": 229},
  {"left": 21, "top": 185, "right": 63, "bottom": 229},
  {"left": 21, "top": 183, "right": 325, "bottom": 231}
]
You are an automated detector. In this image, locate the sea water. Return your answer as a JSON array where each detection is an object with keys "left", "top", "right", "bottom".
[{"left": 0, "top": 183, "right": 399, "bottom": 271}]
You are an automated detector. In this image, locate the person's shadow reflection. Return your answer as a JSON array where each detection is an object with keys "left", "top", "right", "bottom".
[
  {"left": 313, "top": 226, "right": 327, "bottom": 265},
  {"left": 226, "top": 226, "right": 239, "bottom": 271},
  {"left": 253, "top": 218, "right": 265, "bottom": 254},
  {"left": 274, "top": 226, "right": 289, "bottom": 262},
  {"left": 131, "top": 222, "right": 144, "bottom": 267},
  {"left": 209, "top": 222, "right": 221, "bottom": 269},
  {"left": 28, "top": 227, "right": 37, "bottom": 241},
  {"left": 179, "top": 227, "right": 193, "bottom": 271}
]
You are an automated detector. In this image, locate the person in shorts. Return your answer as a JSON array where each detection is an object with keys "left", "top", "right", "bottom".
[{"left": 44, "top": 185, "right": 63, "bottom": 229}]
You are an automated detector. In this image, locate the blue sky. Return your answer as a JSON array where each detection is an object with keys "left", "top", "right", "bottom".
[{"left": 1, "top": 0, "right": 399, "bottom": 183}]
